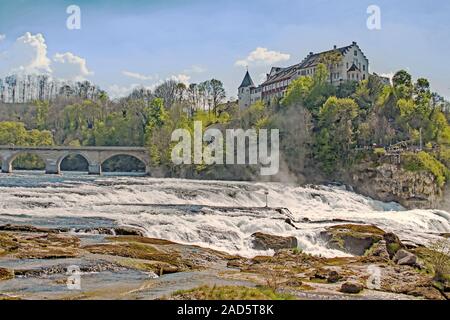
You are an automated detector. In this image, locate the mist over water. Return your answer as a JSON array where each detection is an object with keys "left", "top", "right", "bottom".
[{"left": 0, "top": 172, "right": 449, "bottom": 257}]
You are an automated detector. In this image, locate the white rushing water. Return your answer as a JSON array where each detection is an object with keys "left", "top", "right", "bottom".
[{"left": 0, "top": 172, "right": 449, "bottom": 258}]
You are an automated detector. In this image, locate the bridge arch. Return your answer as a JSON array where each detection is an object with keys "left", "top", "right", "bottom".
[
  {"left": 0, "top": 146, "right": 151, "bottom": 175},
  {"left": 57, "top": 152, "right": 92, "bottom": 173},
  {"left": 2, "top": 151, "right": 48, "bottom": 173},
  {"left": 101, "top": 153, "right": 149, "bottom": 174}
]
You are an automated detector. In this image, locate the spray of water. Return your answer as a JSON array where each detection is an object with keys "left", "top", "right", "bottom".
[{"left": 0, "top": 173, "right": 448, "bottom": 257}]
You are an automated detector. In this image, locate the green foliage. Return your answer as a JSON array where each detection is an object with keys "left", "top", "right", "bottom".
[
  {"left": 281, "top": 76, "right": 314, "bottom": 107},
  {"left": 0, "top": 122, "right": 53, "bottom": 146},
  {"left": 0, "top": 122, "right": 54, "bottom": 169},
  {"left": 373, "top": 147, "right": 386, "bottom": 156},
  {"left": 34, "top": 100, "right": 50, "bottom": 130},
  {"left": 0, "top": 68, "right": 449, "bottom": 187},
  {"left": 315, "top": 97, "right": 359, "bottom": 174},
  {"left": 402, "top": 151, "right": 450, "bottom": 187}
]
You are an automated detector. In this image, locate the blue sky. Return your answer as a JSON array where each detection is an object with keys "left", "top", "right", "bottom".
[{"left": 0, "top": 0, "right": 449, "bottom": 99}]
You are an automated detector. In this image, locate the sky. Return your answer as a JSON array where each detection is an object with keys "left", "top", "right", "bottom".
[{"left": 0, "top": 0, "right": 449, "bottom": 99}]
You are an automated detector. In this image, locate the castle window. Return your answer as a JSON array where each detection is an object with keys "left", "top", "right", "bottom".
[
  {"left": 354, "top": 50, "right": 357, "bottom": 56},
  {"left": 363, "top": 65, "right": 366, "bottom": 71}
]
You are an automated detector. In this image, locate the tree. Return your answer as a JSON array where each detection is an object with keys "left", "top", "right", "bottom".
[
  {"left": 209, "top": 79, "right": 226, "bottom": 116},
  {"left": 35, "top": 100, "right": 50, "bottom": 130},
  {"left": 318, "top": 50, "right": 343, "bottom": 84},
  {"left": 315, "top": 97, "right": 359, "bottom": 173},
  {"left": 154, "top": 80, "right": 179, "bottom": 109},
  {"left": 281, "top": 76, "right": 314, "bottom": 107},
  {"left": 393, "top": 70, "right": 413, "bottom": 99},
  {"left": 393, "top": 70, "right": 412, "bottom": 88},
  {"left": 414, "top": 78, "right": 431, "bottom": 106}
]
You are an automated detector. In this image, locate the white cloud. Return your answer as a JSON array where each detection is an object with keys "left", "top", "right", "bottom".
[
  {"left": 258, "top": 73, "right": 268, "bottom": 84},
  {"left": 52, "top": 52, "right": 93, "bottom": 81},
  {"left": 108, "top": 84, "right": 143, "bottom": 99},
  {"left": 235, "top": 47, "right": 290, "bottom": 67},
  {"left": 109, "top": 73, "right": 192, "bottom": 99},
  {"left": 122, "top": 71, "right": 156, "bottom": 81},
  {"left": 0, "top": 32, "right": 92, "bottom": 82},
  {"left": 0, "top": 32, "right": 51, "bottom": 75},
  {"left": 183, "top": 65, "right": 206, "bottom": 74},
  {"left": 379, "top": 72, "right": 394, "bottom": 81},
  {"left": 170, "top": 74, "right": 191, "bottom": 86},
  {"left": 0, "top": 34, "right": 5, "bottom": 42}
]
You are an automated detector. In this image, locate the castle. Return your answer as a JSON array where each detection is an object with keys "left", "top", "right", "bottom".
[{"left": 238, "top": 42, "right": 372, "bottom": 109}]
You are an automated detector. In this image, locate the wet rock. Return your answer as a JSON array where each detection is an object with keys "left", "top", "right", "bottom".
[
  {"left": 285, "top": 218, "right": 300, "bottom": 229},
  {"left": 340, "top": 281, "right": 363, "bottom": 294},
  {"left": 393, "top": 249, "right": 418, "bottom": 266},
  {"left": 250, "top": 232, "right": 298, "bottom": 251},
  {"left": 350, "top": 163, "right": 443, "bottom": 209},
  {"left": 113, "top": 227, "right": 145, "bottom": 237},
  {"left": 327, "top": 270, "right": 341, "bottom": 283},
  {"left": 14, "top": 262, "right": 125, "bottom": 278},
  {"left": 383, "top": 233, "right": 404, "bottom": 259},
  {"left": 74, "top": 227, "right": 114, "bottom": 235},
  {"left": 227, "top": 258, "right": 250, "bottom": 269},
  {"left": 284, "top": 278, "right": 303, "bottom": 287},
  {"left": 0, "top": 224, "right": 57, "bottom": 234},
  {"left": 367, "top": 240, "right": 390, "bottom": 261},
  {"left": 310, "top": 269, "right": 328, "bottom": 280},
  {"left": 406, "top": 286, "right": 444, "bottom": 300},
  {"left": 320, "top": 224, "right": 385, "bottom": 256},
  {"left": 0, "top": 268, "right": 14, "bottom": 281},
  {"left": 0, "top": 231, "right": 80, "bottom": 259}
]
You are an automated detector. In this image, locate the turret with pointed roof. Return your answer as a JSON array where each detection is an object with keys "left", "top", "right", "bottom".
[
  {"left": 239, "top": 70, "right": 255, "bottom": 89},
  {"left": 238, "top": 70, "right": 256, "bottom": 109}
]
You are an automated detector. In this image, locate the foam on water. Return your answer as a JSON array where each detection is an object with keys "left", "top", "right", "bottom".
[{"left": 0, "top": 172, "right": 449, "bottom": 257}]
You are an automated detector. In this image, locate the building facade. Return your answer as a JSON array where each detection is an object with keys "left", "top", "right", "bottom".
[{"left": 238, "top": 42, "right": 370, "bottom": 107}]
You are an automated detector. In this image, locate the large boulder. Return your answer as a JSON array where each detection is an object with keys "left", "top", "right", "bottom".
[
  {"left": 367, "top": 240, "right": 390, "bottom": 260},
  {"left": 320, "top": 224, "right": 385, "bottom": 256},
  {"left": 393, "top": 249, "right": 418, "bottom": 266},
  {"left": 383, "top": 232, "right": 404, "bottom": 259},
  {"left": 340, "top": 281, "right": 363, "bottom": 294},
  {"left": 327, "top": 270, "right": 341, "bottom": 283},
  {"left": 250, "top": 232, "right": 298, "bottom": 251}
]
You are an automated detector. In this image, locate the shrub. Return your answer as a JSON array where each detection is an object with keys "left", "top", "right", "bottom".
[
  {"left": 402, "top": 151, "right": 450, "bottom": 187},
  {"left": 429, "top": 239, "right": 450, "bottom": 282},
  {"left": 373, "top": 147, "right": 386, "bottom": 156}
]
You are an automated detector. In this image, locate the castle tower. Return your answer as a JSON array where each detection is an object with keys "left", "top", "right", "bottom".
[{"left": 238, "top": 70, "right": 255, "bottom": 109}]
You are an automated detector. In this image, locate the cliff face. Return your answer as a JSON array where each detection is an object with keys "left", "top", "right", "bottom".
[{"left": 349, "top": 163, "right": 444, "bottom": 209}]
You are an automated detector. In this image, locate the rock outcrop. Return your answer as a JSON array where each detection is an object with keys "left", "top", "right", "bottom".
[
  {"left": 250, "top": 232, "right": 298, "bottom": 251},
  {"left": 393, "top": 249, "right": 419, "bottom": 266},
  {"left": 320, "top": 224, "right": 385, "bottom": 256},
  {"left": 350, "top": 163, "right": 444, "bottom": 209}
]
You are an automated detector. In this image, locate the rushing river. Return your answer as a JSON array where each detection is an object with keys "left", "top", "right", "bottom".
[{"left": 0, "top": 171, "right": 449, "bottom": 258}]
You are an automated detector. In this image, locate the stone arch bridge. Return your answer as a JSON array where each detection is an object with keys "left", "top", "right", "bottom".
[{"left": 0, "top": 146, "right": 150, "bottom": 175}]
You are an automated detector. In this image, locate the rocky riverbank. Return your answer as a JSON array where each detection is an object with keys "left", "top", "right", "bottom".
[
  {"left": 348, "top": 162, "right": 447, "bottom": 210},
  {"left": 0, "top": 223, "right": 448, "bottom": 300}
]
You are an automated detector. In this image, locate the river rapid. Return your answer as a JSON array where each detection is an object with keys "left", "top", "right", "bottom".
[{"left": 0, "top": 171, "right": 449, "bottom": 258}]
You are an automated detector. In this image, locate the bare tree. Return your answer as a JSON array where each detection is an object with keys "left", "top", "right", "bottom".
[
  {"left": 154, "top": 80, "right": 178, "bottom": 109},
  {"left": 210, "top": 79, "right": 226, "bottom": 116}
]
